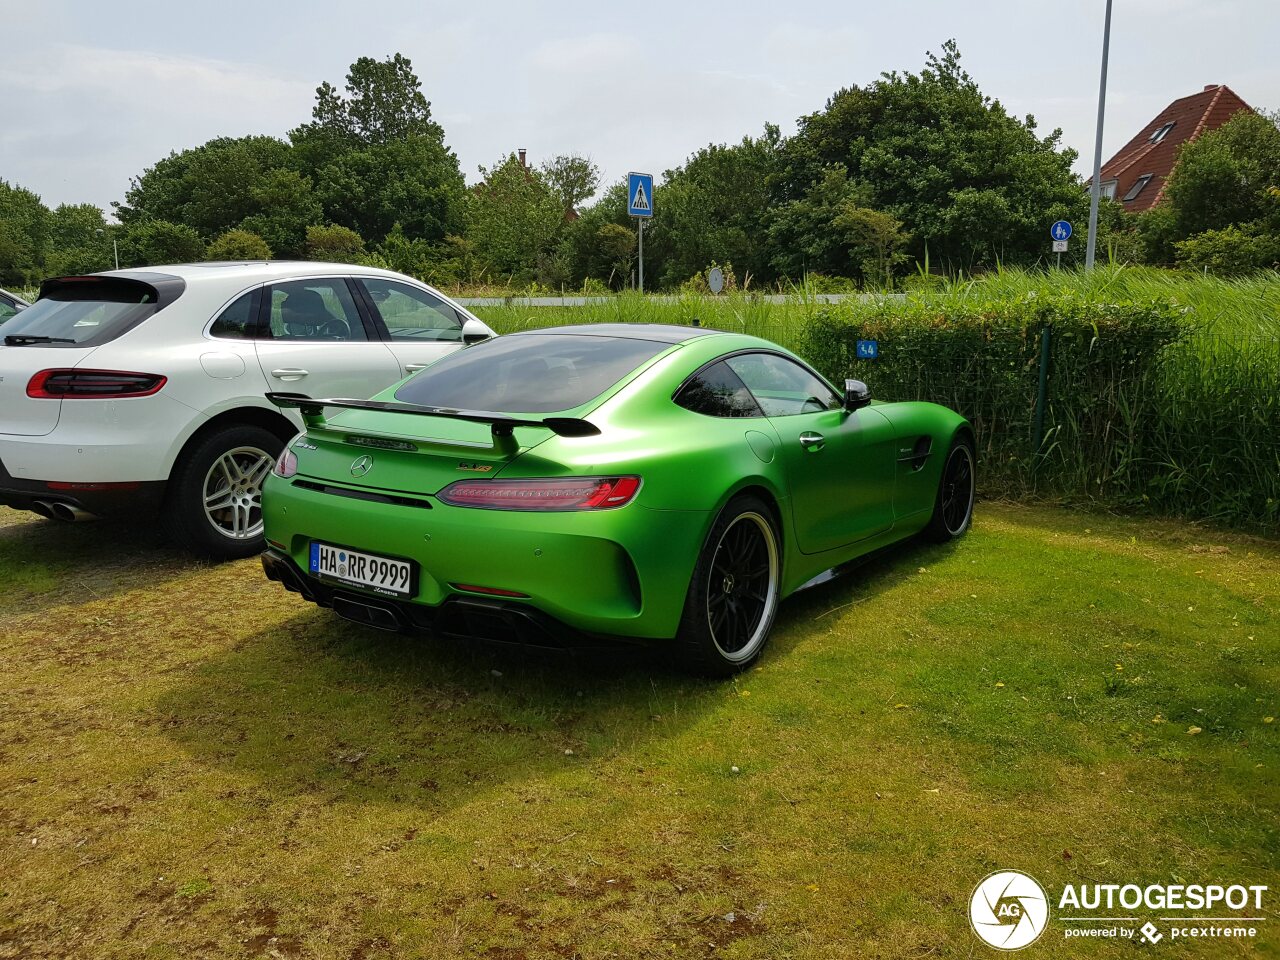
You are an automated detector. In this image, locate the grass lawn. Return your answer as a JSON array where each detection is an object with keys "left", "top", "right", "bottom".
[{"left": 0, "top": 502, "right": 1276, "bottom": 958}]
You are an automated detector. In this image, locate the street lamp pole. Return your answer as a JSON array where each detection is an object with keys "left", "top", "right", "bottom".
[{"left": 1085, "top": 0, "right": 1114, "bottom": 270}]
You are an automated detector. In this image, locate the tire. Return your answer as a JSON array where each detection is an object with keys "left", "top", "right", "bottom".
[
  {"left": 675, "top": 494, "right": 782, "bottom": 676},
  {"left": 924, "top": 435, "right": 976, "bottom": 543},
  {"left": 164, "top": 424, "right": 283, "bottom": 561}
]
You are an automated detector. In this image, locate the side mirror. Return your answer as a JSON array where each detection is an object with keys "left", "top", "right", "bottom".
[
  {"left": 844, "top": 378, "right": 871, "bottom": 411},
  {"left": 462, "top": 318, "right": 493, "bottom": 345}
]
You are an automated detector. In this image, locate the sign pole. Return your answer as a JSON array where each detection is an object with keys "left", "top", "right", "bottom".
[
  {"left": 627, "top": 171, "right": 654, "bottom": 295},
  {"left": 1085, "top": 0, "right": 1113, "bottom": 271}
]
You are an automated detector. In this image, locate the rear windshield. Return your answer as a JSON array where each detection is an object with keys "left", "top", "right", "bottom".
[
  {"left": 393, "top": 334, "right": 669, "bottom": 413},
  {"left": 3, "top": 278, "right": 160, "bottom": 347}
]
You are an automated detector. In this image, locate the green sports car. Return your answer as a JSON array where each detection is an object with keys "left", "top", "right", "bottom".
[{"left": 260, "top": 323, "right": 974, "bottom": 674}]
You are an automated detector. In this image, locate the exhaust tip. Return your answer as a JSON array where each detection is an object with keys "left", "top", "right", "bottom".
[
  {"left": 47, "top": 502, "right": 96, "bottom": 522},
  {"left": 31, "top": 500, "right": 57, "bottom": 520},
  {"left": 332, "top": 595, "right": 406, "bottom": 633}
]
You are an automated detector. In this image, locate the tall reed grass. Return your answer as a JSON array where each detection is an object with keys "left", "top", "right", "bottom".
[{"left": 470, "top": 267, "right": 1280, "bottom": 533}]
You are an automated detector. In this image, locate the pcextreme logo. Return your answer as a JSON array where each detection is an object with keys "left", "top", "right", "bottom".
[{"left": 969, "top": 870, "right": 1268, "bottom": 949}]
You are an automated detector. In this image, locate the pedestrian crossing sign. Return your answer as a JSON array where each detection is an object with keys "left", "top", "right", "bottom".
[{"left": 628, "top": 172, "right": 653, "bottom": 218}]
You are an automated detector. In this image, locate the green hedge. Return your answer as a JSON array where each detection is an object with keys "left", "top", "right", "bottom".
[{"left": 799, "top": 292, "right": 1279, "bottom": 533}]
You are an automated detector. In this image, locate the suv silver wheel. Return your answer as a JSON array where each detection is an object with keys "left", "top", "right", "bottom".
[{"left": 202, "top": 445, "right": 273, "bottom": 540}]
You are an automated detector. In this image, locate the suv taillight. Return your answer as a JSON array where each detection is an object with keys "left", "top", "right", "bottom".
[
  {"left": 27, "top": 369, "right": 167, "bottom": 399},
  {"left": 437, "top": 476, "right": 642, "bottom": 511}
]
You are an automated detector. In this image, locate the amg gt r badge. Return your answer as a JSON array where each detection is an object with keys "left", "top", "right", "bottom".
[{"left": 457, "top": 462, "right": 493, "bottom": 472}]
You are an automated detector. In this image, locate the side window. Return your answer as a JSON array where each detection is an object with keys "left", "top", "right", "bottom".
[
  {"left": 0, "top": 303, "right": 18, "bottom": 324},
  {"left": 266, "top": 279, "right": 367, "bottom": 342},
  {"left": 726, "top": 353, "right": 842, "bottom": 417},
  {"left": 674, "top": 361, "right": 763, "bottom": 418},
  {"left": 209, "top": 289, "right": 259, "bottom": 339},
  {"left": 359, "top": 278, "right": 462, "bottom": 342}
]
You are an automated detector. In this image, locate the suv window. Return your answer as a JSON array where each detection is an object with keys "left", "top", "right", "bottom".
[
  {"left": 1, "top": 277, "right": 160, "bottom": 346},
  {"left": 360, "top": 278, "right": 462, "bottom": 342},
  {"left": 209, "top": 289, "right": 259, "bottom": 339},
  {"left": 266, "top": 279, "right": 367, "bottom": 342},
  {"left": 674, "top": 361, "right": 763, "bottom": 418},
  {"left": 726, "top": 353, "right": 842, "bottom": 417}
]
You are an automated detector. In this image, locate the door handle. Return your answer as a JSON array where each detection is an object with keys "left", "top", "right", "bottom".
[
  {"left": 799, "top": 432, "right": 825, "bottom": 452},
  {"left": 270, "top": 368, "right": 309, "bottom": 380},
  {"left": 404, "top": 363, "right": 428, "bottom": 372}
]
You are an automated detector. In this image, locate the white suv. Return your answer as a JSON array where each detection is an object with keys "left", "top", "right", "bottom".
[{"left": 0, "top": 262, "right": 494, "bottom": 559}]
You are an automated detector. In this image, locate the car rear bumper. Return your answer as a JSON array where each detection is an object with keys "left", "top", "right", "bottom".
[
  {"left": 262, "top": 548, "right": 612, "bottom": 648},
  {"left": 0, "top": 393, "right": 195, "bottom": 484},
  {"left": 0, "top": 456, "right": 164, "bottom": 518},
  {"left": 260, "top": 473, "right": 711, "bottom": 640}
]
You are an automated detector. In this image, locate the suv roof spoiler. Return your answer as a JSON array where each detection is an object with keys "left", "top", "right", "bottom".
[{"left": 266, "top": 392, "right": 600, "bottom": 451}]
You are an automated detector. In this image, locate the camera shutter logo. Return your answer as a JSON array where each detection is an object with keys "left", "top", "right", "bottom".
[{"left": 969, "top": 870, "right": 1049, "bottom": 950}]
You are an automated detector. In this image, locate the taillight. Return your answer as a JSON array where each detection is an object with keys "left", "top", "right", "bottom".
[
  {"left": 273, "top": 449, "right": 298, "bottom": 479},
  {"left": 274, "top": 432, "right": 308, "bottom": 478},
  {"left": 27, "top": 369, "right": 167, "bottom": 399},
  {"left": 437, "top": 476, "right": 642, "bottom": 511}
]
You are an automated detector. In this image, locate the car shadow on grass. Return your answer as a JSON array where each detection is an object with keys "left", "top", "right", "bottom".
[
  {"left": 0, "top": 508, "right": 201, "bottom": 619},
  {"left": 149, "top": 607, "right": 725, "bottom": 811},
  {"left": 768, "top": 533, "right": 963, "bottom": 648},
  {"left": 148, "top": 535, "right": 953, "bottom": 813}
]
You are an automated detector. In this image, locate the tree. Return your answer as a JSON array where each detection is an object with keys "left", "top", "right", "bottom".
[
  {"left": 239, "top": 168, "right": 323, "bottom": 258},
  {"left": 655, "top": 126, "right": 782, "bottom": 287},
  {"left": 0, "top": 180, "right": 50, "bottom": 285},
  {"left": 293, "top": 54, "right": 444, "bottom": 150},
  {"left": 45, "top": 204, "right": 113, "bottom": 276},
  {"left": 205, "top": 229, "right": 272, "bottom": 261},
  {"left": 116, "top": 220, "right": 204, "bottom": 267},
  {"left": 1174, "top": 223, "right": 1280, "bottom": 274},
  {"left": 833, "top": 205, "right": 912, "bottom": 288},
  {"left": 314, "top": 135, "right": 465, "bottom": 244},
  {"left": 1163, "top": 111, "right": 1280, "bottom": 236},
  {"left": 556, "top": 180, "right": 635, "bottom": 285},
  {"left": 594, "top": 224, "right": 637, "bottom": 287},
  {"left": 775, "top": 41, "right": 1087, "bottom": 273},
  {"left": 115, "top": 136, "right": 294, "bottom": 239},
  {"left": 767, "top": 167, "right": 870, "bottom": 278},
  {"left": 466, "top": 154, "right": 566, "bottom": 279},
  {"left": 305, "top": 224, "right": 366, "bottom": 261},
  {"left": 290, "top": 55, "right": 465, "bottom": 246},
  {"left": 540, "top": 155, "right": 601, "bottom": 213}
]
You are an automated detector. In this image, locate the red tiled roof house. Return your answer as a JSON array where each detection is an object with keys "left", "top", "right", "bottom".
[{"left": 1093, "top": 85, "right": 1255, "bottom": 212}]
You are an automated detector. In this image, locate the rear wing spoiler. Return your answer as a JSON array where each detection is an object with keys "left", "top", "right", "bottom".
[{"left": 266, "top": 392, "right": 600, "bottom": 452}]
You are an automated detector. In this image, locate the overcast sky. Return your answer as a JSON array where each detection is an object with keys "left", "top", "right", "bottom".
[{"left": 2, "top": 0, "right": 1276, "bottom": 215}]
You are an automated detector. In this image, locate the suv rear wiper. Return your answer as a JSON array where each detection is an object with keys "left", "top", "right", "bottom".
[{"left": 4, "top": 335, "right": 77, "bottom": 345}]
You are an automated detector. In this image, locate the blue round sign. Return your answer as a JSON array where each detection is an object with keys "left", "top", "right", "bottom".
[{"left": 1050, "top": 220, "right": 1072, "bottom": 241}]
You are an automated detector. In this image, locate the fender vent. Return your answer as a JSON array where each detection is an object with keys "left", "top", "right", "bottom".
[{"left": 897, "top": 436, "right": 933, "bottom": 471}]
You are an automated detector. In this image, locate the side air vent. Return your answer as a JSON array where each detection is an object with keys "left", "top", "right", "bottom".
[{"left": 897, "top": 436, "right": 933, "bottom": 471}]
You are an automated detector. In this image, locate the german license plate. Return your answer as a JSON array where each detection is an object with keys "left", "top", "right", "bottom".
[{"left": 309, "top": 542, "right": 413, "bottom": 598}]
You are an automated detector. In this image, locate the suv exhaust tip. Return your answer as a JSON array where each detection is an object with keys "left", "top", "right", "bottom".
[
  {"left": 41, "top": 501, "right": 96, "bottom": 522},
  {"left": 34, "top": 500, "right": 97, "bottom": 522}
]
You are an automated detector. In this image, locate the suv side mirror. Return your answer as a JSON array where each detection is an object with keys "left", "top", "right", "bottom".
[
  {"left": 844, "top": 378, "right": 871, "bottom": 411},
  {"left": 461, "top": 317, "right": 493, "bottom": 345}
]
